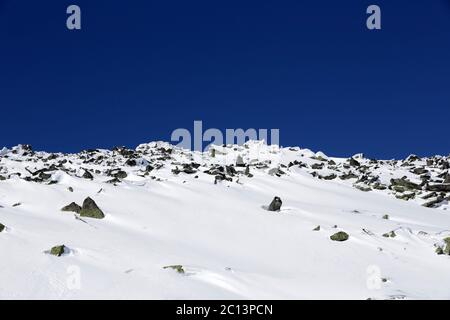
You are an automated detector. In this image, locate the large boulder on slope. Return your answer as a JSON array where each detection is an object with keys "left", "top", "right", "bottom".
[
  {"left": 80, "top": 197, "right": 105, "bottom": 219},
  {"left": 330, "top": 231, "right": 349, "bottom": 242},
  {"left": 268, "top": 197, "right": 282, "bottom": 212}
]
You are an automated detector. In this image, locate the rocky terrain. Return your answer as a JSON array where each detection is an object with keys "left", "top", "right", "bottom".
[{"left": 0, "top": 141, "right": 449, "bottom": 299}]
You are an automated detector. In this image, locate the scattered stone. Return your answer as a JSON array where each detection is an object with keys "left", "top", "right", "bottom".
[
  {"left": 82, "top": 170, "right": 94, "bottom": 180},
  {"left": 61, "top": 202, "right": 82, "bottom": 214},
  {"left": 390, "top": 178, "right": 421, "bottom": 191},
  {"left": 268, "top": 197, "right": 282, "bottom": 212},
  {"left": 349, "top": 158, "right": 360, "bottom": 167},
  {"left": 426, "top": 183, "right": 450, "bottom": 192},
  {"left": 163, "top": 265, "right": 185, "bottom": 274},
  {"left": 0, "top": 223, "right": 5, "bottom": 232},
  {"left": 313, "top": 225, "right": 320, "bottom": 231},
  {"left": 395, "top": 192, "right": 415, "bottom": 201},
  {"left": 330, "top": 231, "right": 349, "bottom": 242},
  {"left": 383, "top": 231, "right": 396, "bottom": 238},
  {"left": 382, "top": 214, "right": 389, "bottom": 220},
  {"left": 49, "top": 245, "right": 66, "bottom": 257},
  {"left": 339, "top": 173, "right": 358, "bottom": 180},
  {"left": 12, "top": 203, "right": 21, "bottom": 207},
  {"left": 354, "top": 184, "right": 372, "bottom": 192},
  {"left": 80, "top": 197, "right": 105, "bottom": 219},
  {"left": 444, "top": 237, "right": 450, "bottom": 255}
]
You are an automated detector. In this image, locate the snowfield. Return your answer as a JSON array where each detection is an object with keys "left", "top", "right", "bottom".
[{"left": 0, "top": 141, "right": 449, "bottom": 300}]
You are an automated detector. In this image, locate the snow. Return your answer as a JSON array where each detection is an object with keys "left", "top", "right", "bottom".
[{"left": 0, "top": 141, "right": 449, "bottom": 299}]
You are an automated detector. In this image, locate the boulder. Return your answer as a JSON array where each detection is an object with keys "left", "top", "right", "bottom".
[
  {"left": 330, "top": 231, "right": 349, "bottom": 241},
  {"left": 0, "top": 223, "right": 5, "bottom": 232},
  {"left": 80, "top": 197, "right": 105, "bottom": 219},
  {"left": 426, "top": 184, "right": 450, "bottom": 192},
  {"left": 61, "top": 202, "right": 82, "bottom": 214},
  {"left": 49, "top": 245, "right": 66, "bottom": 257},
  {"left": 82, "top": 170, "right": 94, "bottom": 180},
  {"left": 268, "top": 197, "right": 282, "bottom": 212},
  {"left": 390, "top": 178, "right": 421, "bottom": 190}
]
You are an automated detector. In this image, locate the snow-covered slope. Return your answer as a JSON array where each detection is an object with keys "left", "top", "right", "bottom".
[{"left": 0, "top": 141, "right": 449, "bottom": 299}]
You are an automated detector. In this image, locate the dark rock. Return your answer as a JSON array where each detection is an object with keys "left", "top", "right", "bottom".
[
  {"left": 444, "top": 237, "right": 450, "bottom": 255},
  {"left": 61, "top": 202, "right": 82, "bottom": 214},
  {"left": 82, "top": 170, "right": 94, "bottom": 180},
  {"left": 311, "top": 163, "right": 324, "bottom": 170},
  {"left": 321, "top": 173, "right": 337, "bottom": 180},
  {"left": 422, "top": 196, "right": 445, "bottom": 208},
  {"left": 340, "top": 173, "right": 358, "bottom": 180},
  {"left": 0, "top": 223, "right": 5, "bottom": 232},
  {"left": 390, "top": 178, "right": 421, "bottom": 190},
  {"left": 412, "top": 167, "right": 428, "bottom": 175},
  {"left": 395, "top": 192, "right": 416, "bottom": 201},
  {"left": 349, "top": 158, "right": 360, "bottom": 167},
  {"left": 80, "top": 197, "right": 105, "bottom": 219},
  {"left": 383, "top": 231, "right": 396, "bottom": 238},
  {"left": 49, "top": 245, "right": 66, "bottom": 257},
  {"left": 268, "top": 197, "right": 282, "bottom": 212},
  {"left": 330, "top": 231, "right": 349, "bottom": 241},
  {"left": 313, "top": 225, "right": 320, "bottom": 231},
  {"left": 163, "top": 265, "right": 185, "bottom": 274},
  {"left": 125, "top": 159, "right": 137, "bottom": 166},
  {"left": 426, "top": 183, "right": 450, "bottom": 192}
]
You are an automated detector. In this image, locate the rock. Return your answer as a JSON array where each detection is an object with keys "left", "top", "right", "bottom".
[
  {"left": 444, "top": 237, "right": 450, "bottom": 255},
  {"left": 49, "top": 245, "right": 66, "bottom": 257},
  {"left": 125, "top": 159, "right": 137, "bottom": 166},
  {"left": 322, "top": 173, "right": 337, "bottom": 180},
  {"left": 372, "top": 183, "right": 387, "bottom": 190},
  {"left": 68, "top": 187, "right": 74, "bottom": 192},
  {"left": 395, "top": 192, "right": 416, "bottom": 201},
  {"left": 426, "top": 184, "right": 450, "bottom": 192},
  {"left": 311, "top": 163, "right": 324, "bottom": 170},
  {"left": 412, "top": 167, "right": 428, "bottom": 175},
  {"left": 422, "top": 196, "right": 444, "bottom": 208},
  {"left": 80, "top": 197, "right": 105, "bottom": 219},
  {"left": 382, "top": 214, "right": 389, "bottom": 220},
  {"left": 390, "top": 178, "right": 421, "bottom": 191},
  {"left": 0, "top": 223, "right": 5, "bottom": 232},
  {"left": 313, "top": 225, "right": 320, "bottom": 231},
  {"left": 112, "top": 170, "right": 128, "bottom": 179},
  {"left": 236, "top": 155, "right": 246, "bottom": 167},
  {"left": 268, "top": 197, "right": 282, "bottom": 212},
  {"left": 354, "top": 184, "right": 372, "bottom": 192},
  {"left": 163, "top": 265, "right": 185, "bottom": 274},
  {"left": 330, "top": 231, "right": 349, "bottom": 241},
  {"left": 82, "top": 170, "right": 94, "bottom": 180},
  {"left": 383, "top": 231, "right": 396, "bottom": 238},
  {"left": 436, "top": 247, "right": 444, "bottom": 255},
  {"left": 61, "top": 202, "right": 82, "bottom": 214},
  {"left": 349, "top": 158, "right": 360, "bottom": 167},
  {"left": 339, "top": 173, "right": 358, "bottom": 180}
]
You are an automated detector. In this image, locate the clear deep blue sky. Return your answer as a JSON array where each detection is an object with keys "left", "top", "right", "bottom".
[{"left": 1, "top": 1, "right": 449, "bottom": 158}]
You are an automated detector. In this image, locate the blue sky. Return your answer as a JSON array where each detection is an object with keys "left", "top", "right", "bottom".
[{"left": 0, "top": 0, "right": 449, "bottom": 158}]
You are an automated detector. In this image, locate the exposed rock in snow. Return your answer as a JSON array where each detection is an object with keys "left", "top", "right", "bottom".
[{"left": 0, "top": 140, "right": 450, "bottom": 299}]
